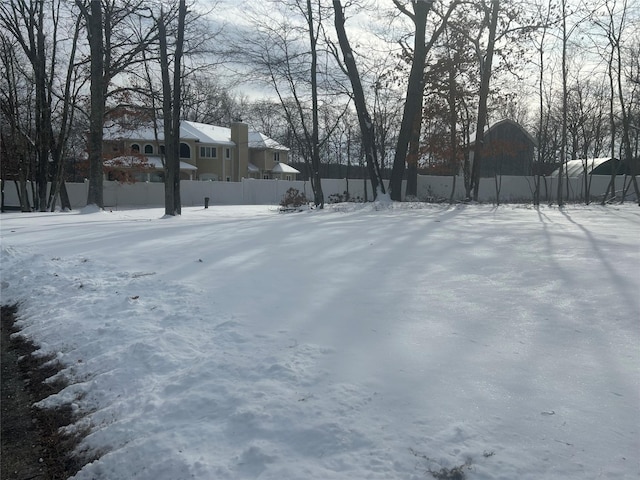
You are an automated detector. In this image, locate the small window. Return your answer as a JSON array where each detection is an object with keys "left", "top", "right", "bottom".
[
  {"left": 131, "top": 143, "right": 140, "bottom": 153},
  {"left": 273, "top": 152, "right": 280, "bottom": 162},
  {"left": 286, "top": 175, "right": 292, "bottom": 181},
  {"left": 144, "top": 144, "right": 154, "bottom": 154},
  {"left": 160, "top": 145, "right": 165, "bottom": 154},
  {"left": 226, "top": 176, "right": 231, "bottom": 182},
  {"left": 225, "top": 148, "right": 231, "bottom": 159},
  {"left": 180, "top": 142, "right": 191, "bottom": 159}
]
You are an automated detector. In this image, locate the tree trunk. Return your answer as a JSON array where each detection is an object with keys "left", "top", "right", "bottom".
[
  {"left": 602, "top": 34, "right": 617, "bottom": 205},
  {"left": 448, "top": 55, "right": 458, "bottom": 204},
  {"left": 307, "top": 0, "right": 324, "bottom": 208},
  {"left": 469, "top": 0, "right": 500, "bottom": 202},
  {"left": 534, "top": 0, "right": 553, "bottom": 207},
  {"left": 158, "top": 0, "right": 186, "bottom": 216},
  {"left": 557, "top": 0, "right": 568, "bottom": 206},
  {"left": 615, "top": 27, "right": 634, "bottom": 204},
  {"left": 405, "top": 107, "right": 422, "bottom": 198},
  {"left": 84, "top": 0, "right": 105, "bottom": 208},
  {"left": 172, "top": 0, "right": 185, "bottom": 215},
  {"left": 35, "top": 3, "right": 49, "bottom": 212},
  {"left": 388, "top": 1, "right": 432, "bottom": 201},
  {"left": 332, "top": 0, "right": 385, "bottom": 198}
]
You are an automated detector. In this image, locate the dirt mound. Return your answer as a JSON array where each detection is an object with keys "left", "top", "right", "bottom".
[{"left": 1, "top": 304, "right": 91, "bottom": 479}]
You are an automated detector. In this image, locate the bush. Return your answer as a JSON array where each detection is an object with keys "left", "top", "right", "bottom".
[
  {"left": 279, "top": 188, "right": 308, "bottom": 211},
  {"left": 428, "top": 463, "right": 471, "bottom": 480},
  {"left": 410, "top": 448, "right": 474, "bottom": 480},
  {"left": 327, "top": 191, "right": 364, "bottom": 204}
]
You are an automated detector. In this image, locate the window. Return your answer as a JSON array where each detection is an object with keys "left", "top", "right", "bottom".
[
  {"left": 199, "top": 146, "right": 217, "bottom": 158},
  {"left": 286, "top": 175, "right": 292, "bottom": 181},
  {"left": 225, "top": 148, "right": 231, "bottom": 159},
  {"left": 273, "top": 152, "right": 280, "bottom": 162},
  {"left": 226, "top": 176, "right": 231, "bottom": 182},
  {"left": 160, "top": 145, "right": 165, "bottom": 154},
  {"left": 144, "top": 144, "right": 154, "bottom": 154},
  {"left": 131, "top": 143, "right": 140, "bottom": 153},
  {"left": 180, "top": 142, "right": 191, "bottom": 159},
  {"left": 263, "top": 174, "right": 270, "bottom": 179}
]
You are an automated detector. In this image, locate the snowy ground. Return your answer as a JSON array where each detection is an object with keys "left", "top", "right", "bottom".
[{"left": 1, "top": 203, "right": 638, "bottom": 480}]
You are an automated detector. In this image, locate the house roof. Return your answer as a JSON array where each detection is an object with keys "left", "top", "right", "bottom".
[
  {"left": 105, "top": 155, "right": 198, "bottom": 171},
  {"left": 104, "top": 120, "right": 286, "bottom": 151},
  {"left": 271, "top": 163, "right": 300, "bottom": 174},
  {"left": 104, "top": 123, "right": 164, "bottom": 142},
  {"left": 145, "top": 155, "right": 198, "bottom": 171},
  {"left": 181, "top": 121, "right": 235, "bottom": 146},
  {"left": 248, "top": 131, "right": 289, "bottom": 151}
]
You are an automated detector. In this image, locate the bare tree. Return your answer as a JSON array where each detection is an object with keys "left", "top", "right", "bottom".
[
  {"left": 76, "top": 0, "right": 105, "bottom": 208},
  {"left": 76, "top": 0, "right": 158, "bottom": 209},
  {"left": 0, "top": 32, "right": 35, "bottom": 211},
  {"left": 0, "top": 0, "right": 53, "bottom": 211},
  {"left": 466, "top": 0, "right": 500, "bottom": 202},
  {"left": 235, "top": 1, "right": 349, "bottom": 208},
  {"left": 384, "top": 0, "right": 460, "bottom": 200},
  {"left": 387, "top": 0, "right": 435, "bottom": 200},
  {"left": 590, "top": 0, "right": 638, "bottom": 204},
  {"left": 47, "top": 8, "right": 84, "bottom": 211},
  {"left": 156, "top": 0, "right": 186, "bottom": 216},
  {"left": 181, "top": 75, "right": 246, "bottom": 126},
  {"left": 0, "top": 0, "right": 86, "bottom": 211},
  {"left": 531, "top": 0, "right": 556, "bottom": 205},
  {"left": 332, "top": 0, "right": 386, "bottom": 198}
]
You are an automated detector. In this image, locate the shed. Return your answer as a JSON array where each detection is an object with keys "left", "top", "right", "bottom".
[{"left": 551, "top": 158, "right": 630, "bottom": 177}]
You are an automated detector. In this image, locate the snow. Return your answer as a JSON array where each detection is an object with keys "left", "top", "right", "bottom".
[
  {"left": 248, "top": 131, "right": 289, "bottom": 151},
  {"left": 1, "top": 203, "right": 638, "bottom": 480},
  {"left": 271, "top": 163, "right": 301, "bottom": 174}
]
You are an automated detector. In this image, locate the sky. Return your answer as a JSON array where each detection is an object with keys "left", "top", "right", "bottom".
[{"left": 1, "top": 202, "right": 638, "bottom": 479}]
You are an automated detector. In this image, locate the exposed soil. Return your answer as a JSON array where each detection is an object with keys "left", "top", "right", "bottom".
[{"left": 1, "top": 304, "right": 91, "bottom": 480}]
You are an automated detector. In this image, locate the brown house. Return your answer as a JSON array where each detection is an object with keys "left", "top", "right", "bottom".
[{"left": 103, "top": 120, "right": 297, "bottom": 182}]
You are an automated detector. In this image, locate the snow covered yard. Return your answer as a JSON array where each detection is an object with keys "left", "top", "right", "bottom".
[{"left": 1, "top": 203, "right": 638, "bottom": 480}]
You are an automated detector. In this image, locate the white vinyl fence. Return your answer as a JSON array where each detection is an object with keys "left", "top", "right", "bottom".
[
  {"left": 2, "top": 175, "right": 636, "bottom": 210},
  {"left": 416, "top": 175, "right": 635, "bottom": 203}
]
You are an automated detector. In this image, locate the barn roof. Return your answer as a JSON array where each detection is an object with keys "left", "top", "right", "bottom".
[{"left": 470, "top": 119, "right": 538, "bottom": 147}]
